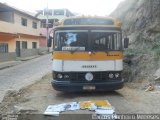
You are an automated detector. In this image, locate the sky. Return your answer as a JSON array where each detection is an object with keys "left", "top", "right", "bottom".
[{"left": 0, "top": 0, "right": 124, "bottom": 16}]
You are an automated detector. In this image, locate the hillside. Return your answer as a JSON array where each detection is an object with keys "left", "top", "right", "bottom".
[{"left": 110, "top": 0, "right": 160, "bottom": 85}]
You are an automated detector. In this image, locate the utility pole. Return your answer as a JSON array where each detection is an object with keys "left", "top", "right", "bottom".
[{"left": 46, "top": 0, "right": 49, "bottom": 52}]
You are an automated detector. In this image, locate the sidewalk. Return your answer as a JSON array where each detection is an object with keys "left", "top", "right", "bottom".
[
  {"left": 16, "top": 55, "right": 40, "bottom": 61},
  {"left": 0, "top": 55, "right": 40, "bottom": 70}
]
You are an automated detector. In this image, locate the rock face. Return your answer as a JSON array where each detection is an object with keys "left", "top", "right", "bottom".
[
  {"left": 111, "top": 0, "right": 160, "bottom": 34},
  {"left": 110, "top": 0, "right": 160, "bottom": 82}
]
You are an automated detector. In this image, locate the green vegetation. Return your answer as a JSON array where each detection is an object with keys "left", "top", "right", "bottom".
[
  {"left": 124, "top": 48, "right": 144, "bottom": 57},
  {"left": 152, "top": 43, "right": 160, "bottom": 59},
  {"left": 124, "top": 48, "right": 137, "bottom": 57}
]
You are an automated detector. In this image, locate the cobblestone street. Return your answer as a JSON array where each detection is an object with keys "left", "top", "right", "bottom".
[{"left": 0, "top": 54, "right": 51, "bottom": 102}]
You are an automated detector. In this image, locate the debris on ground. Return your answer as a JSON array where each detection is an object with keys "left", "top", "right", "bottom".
[
  {"left": 13, "top": 105, "right": 38, "bottom": 114},
  {"left": 145, "top": 84, "right": 154, "bottom": 92},
  {"left": 79, "top": 101, "right": 95, "bottom": 110},
  {"left": 44, "top": 100, "right": 115, "bottom": 116}
]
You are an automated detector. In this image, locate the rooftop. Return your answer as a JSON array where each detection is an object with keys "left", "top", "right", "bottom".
[{"left": 0, "top": 2, "right": 39, "bottom": 20}]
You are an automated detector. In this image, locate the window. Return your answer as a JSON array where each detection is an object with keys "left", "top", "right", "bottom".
[
  {"left": 55, "top": 30, "right": 88, "bottom": 51},
  {"left": 21, "top": 18, "right": 27, "bottom": 26},
  {"left": 0, "top": 12, "right": 14, "bottom": 23},
  {"left": 54, "top": 9, "right": 64, "bottom": 15},
  {"left": 32, "top": 22, "right": 37, "bottom": 29},
  {"left": 22, "top": 41, "right": 27, "bottom": 49},
  {"left": 48, "top": 19, "right": 54, "bottom": 28},
  {"left": 44, "top": 9, "right": 52, "bottom": 16},
  {"left": 91, "top": 30, "right": 122, "bottom": 51},
  {"left": 32, "top": 42, "right": 37, "bottom": 49},
  {"left": 64, "top": 18, "right": 114, "bottom": 25},
  {"left": 0, "top": 43, "right": 8, "bottom": 53},
  {"left": 40, "top": 19, "right": 46, "bottom": 28},
  {"left": 53, "top": 30, "right": 122, "bottom": 51}
]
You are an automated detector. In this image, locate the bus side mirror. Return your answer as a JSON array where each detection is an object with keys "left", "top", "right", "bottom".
[
  {"left": 124, "top": 38, "right": 129, "bottom": 48},
  {"left": 47, "top": 36, "right": 53, "bottom": 47}
]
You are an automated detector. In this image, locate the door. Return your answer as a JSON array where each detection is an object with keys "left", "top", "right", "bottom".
[{"left": 16, "top": 41, "right": 21, "bottom": 57}]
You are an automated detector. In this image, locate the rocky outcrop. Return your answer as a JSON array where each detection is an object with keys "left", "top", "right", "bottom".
[
  {"left": 111, "top": 0, "right": 160, "bottom": 34},
  {"left": 110, "top": 0, "right": 160, "bottom": 83}
]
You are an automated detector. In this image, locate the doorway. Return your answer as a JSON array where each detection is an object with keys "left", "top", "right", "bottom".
[{"left": 16, "top": 41, "right": 21, "bottom": 57}]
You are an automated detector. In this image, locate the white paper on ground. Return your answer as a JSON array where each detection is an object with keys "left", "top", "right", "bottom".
[
  {"left": 95, "top": 109, "right": 115, "bottom": 115},
  {"left": 44, "top": 102, "right": 80, "bottom": 116},
  {"left": 44, "top": 100, "right": 115, "bottom": 116},
  {"left": 89, "top": 104, "right": 97, "bottom": 111},
  {"left": 64, "top": 102, "right": 80, "bottom": 111},
  {"left": 45, "top": 104, "right": 66, "bottom": 112}
]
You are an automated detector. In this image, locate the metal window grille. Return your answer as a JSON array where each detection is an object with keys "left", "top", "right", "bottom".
[{"left": 0, "top": 43, "right": 8, "bottom": 53}]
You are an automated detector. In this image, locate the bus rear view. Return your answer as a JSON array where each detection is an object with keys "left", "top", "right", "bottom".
[{"left": 48, "top": 16, "right": 129, "bottom": 91}]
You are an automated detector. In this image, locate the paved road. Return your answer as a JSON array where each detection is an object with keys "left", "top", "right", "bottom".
[{"left": 0, "top": 54, "right": 52, "bottom": 102}]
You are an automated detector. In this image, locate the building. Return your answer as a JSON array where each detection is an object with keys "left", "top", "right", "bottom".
[
  {"left": 37, "top": 8, "right": 74, "bottom": 28},
  {"left": 36, "top": 9, "right": 74, "bottom": 50},
  {"left": 36, "top": 9, "right": 74, "bottom": 38},
  {"left": 0, "top": 3, "right": 46, "bottom": 62}
]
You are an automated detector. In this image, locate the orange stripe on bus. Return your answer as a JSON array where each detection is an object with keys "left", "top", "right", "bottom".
[{"left": 52, "top": 52, "right": 123, "bottom": 60}]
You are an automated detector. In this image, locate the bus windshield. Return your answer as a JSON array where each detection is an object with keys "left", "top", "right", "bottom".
[{"left": 54, "top": 30, "right": 122, "bottom": 51}]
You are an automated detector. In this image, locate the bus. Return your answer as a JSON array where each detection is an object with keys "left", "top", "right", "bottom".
[{"left": 48, "top": 16, "right": 129, "bottom": 91}]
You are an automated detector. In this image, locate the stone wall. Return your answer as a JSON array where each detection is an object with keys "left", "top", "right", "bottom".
[
  {"left": 20, "top": 49, "right": 39, "bottom": 58},
  {"left": 0, "top": 52, "right": 16, "bottom": 62},
  {"left": 38, "top": 47, "right": 49, "bottom": 55},
  {"left": 20, "top": 47, "right": 49, "bottom": 58}
]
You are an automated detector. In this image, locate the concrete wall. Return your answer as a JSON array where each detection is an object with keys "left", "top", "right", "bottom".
[
  {"left": 14, "top": 12, "right": 40, "bottom": 27},
  {"left": 14, "top": 35, "right": 40, "bottom": 49},
  {"left": 39, "top": 36, "right": 47, "bottom": 47},
  {"left": 0, "top": 20, "right": 40, "bottom": 36},
  {"left": 0, "top": 35, "right": 16, "bottom": 52},
  {"left": 38, "top": 47, "right": 48, "bottom": 54},
  {"left": 20, "top": 49, "right": 39, "bottom": 58},
  {"left": 0, "top": 12, "right": 40, "bottom": 36},
  {"left": 0, "top": 33, "right": 40, "bottom": 53},
  {"left": 0, "top": 52, "right": 16, "bottom": 62}
]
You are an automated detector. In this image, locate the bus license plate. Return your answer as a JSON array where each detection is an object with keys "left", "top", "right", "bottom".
[{"left": 83, "top": 85, "right": 96, "bottom": 91}]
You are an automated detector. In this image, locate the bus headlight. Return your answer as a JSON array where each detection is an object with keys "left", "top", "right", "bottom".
[
  {"left": 109, "top": 73, "right": 114, "bottom": 79},
  {"left": 115, "top": 73, "right": 120, "bottom": 78},
  {"left": 57, "top": 74, "right": 63, "bottom": 79},
  {"left": 64, "top": 75, "right": 69, "bottom": 79}
]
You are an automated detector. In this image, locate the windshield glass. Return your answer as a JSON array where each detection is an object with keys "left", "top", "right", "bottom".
[
  {"left": 91, "top": 30, "right": 122, "bottom": 51},
  {"left": 54, "top": 30, "right": 122, "bottom": 51},
  {"left": 54, "top": 30, "right": 88, "bottom": 51}
]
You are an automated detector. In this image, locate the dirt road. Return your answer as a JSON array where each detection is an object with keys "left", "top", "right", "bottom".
[{"left": 1, "top": 74, "right": 160, "bottom": 119}]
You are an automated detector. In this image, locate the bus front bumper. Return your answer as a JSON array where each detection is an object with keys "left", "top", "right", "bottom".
[{"left": 51, "top": 80, "right": 124, "bottom": 92}]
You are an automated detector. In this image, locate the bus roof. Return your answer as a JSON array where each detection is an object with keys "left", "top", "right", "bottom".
[{"left": 56, "top": 16, "right": 122, "bottom": 28}]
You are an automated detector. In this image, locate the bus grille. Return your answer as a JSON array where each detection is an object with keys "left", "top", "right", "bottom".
[
  {"left": 53, "top": 71, "right": 122, "bottom": 83},
  {"left": 70, "top": 72, "right": 121, "bottom": 83}
]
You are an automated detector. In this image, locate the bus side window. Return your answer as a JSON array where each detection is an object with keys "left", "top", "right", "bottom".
[
  {"left": 106, "top": 36, "right": 109, "bottom": 50},
  {"left": 108, "top": 35, "right": 112, "bottom": 50},
  {"left": 53, "top": 32, "right": 59, "bottom": 50}
]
